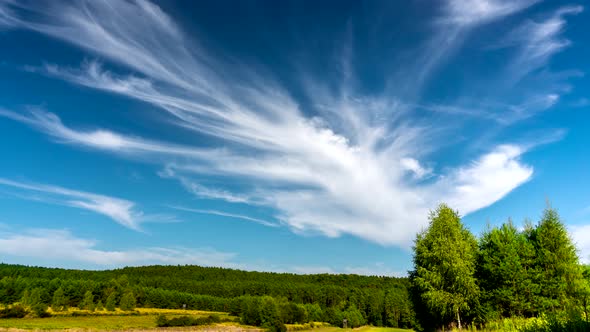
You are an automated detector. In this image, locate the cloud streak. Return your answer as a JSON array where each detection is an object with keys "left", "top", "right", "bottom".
[
  {"left": 0, "top": 228, "right": 237, "bottom": 267},
  {"left": 0, "top": 0, "right": 545, "bottom": 247},
  {"left": 0, "top": 178, "right": 147, "bottom": 230},
  {"left": 170, "top": 206, "right": 279, "bottom": 228}
]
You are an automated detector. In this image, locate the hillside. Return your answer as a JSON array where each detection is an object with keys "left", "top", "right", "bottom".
[{"left": 0, "top": 264, "right": 415, "bottom": 328}]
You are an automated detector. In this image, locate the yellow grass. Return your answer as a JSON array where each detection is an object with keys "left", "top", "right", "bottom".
[{"left": 0, "top": 308, "right": 235, "bottom": 330}]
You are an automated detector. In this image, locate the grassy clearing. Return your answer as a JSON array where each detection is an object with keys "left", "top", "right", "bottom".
[
  {"left": 0, "top": 308, "right": 235, "bottom": 330},
  {"left": 0, "top": 315, "right": 158, "bottom": 330}
]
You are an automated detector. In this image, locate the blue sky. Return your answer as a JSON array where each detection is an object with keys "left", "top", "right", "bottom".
[{"left": 0, "top": 0, "right": 589, "bottom": 275}]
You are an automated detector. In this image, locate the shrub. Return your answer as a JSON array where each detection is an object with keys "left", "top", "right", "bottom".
[
  {"left": 155, "top": 314, "right": 226, "bottom": 327},
  {"left": 0, "top": 305, "right": 28, "bottom": 318},
  {"left": 31, "top": 303, "right": 51, "bottom": 318}
]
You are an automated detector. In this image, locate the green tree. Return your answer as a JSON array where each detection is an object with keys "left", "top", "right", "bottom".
[
  {"left": 96, "top": 300, "right": 104, "bottom": 311},
  {"left": 342, "top": 304, "right": 365, "bottom": 328},
  {"left": 79, "top": 290, "right": 95, "bottom": 311},
  {"left": 105, "top": 292, "right": 117, "bottom": 311},
  {"left": 120, "top": 290, "right": 136, "bottom": 311},
  {"left": 410, "top": 204, "right": 479, "bottom": 330},
  {"left": 29, "top": 288, "right": 43, "bottom": 307},
  {"left": 21, "top": 289, "right": 31, "bottom": 306},
  {"left": 529, "top": 206, "right": 585, "bottom": 312},
  {"left": 52, "top": 287, "right": 68, "bottom": 312},
  {"left": 477, "top": 221, "right": 539, "bottom": 318},
  {"left": 581, "top": 266, "right": 590, "bottom": 322}
]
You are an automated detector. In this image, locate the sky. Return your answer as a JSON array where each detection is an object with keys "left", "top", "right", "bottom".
[{"left": 0, "top": 0, "right": 589, "bottom": 276}]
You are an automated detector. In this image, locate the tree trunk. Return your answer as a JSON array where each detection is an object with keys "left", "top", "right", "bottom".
[{"left": 456, "top": 308, "right": 462, "bottom": 330}]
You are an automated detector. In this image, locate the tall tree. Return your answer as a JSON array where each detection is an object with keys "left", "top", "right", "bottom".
[
  {"left": 529, "top": 206, "right": 585, "bottom": 312},
  {"left": 105, "top": 292, "right": 117, "bottom": 311},
  {"left": 120, "top": 290, "right": 136, "bottom": 311},
  {"left": 80, "top": 290, "right": 95, "bottom": 311},
  {"left": 411, "top": 204, "right": 479, "bottom": 330},
  {"left": 529, "top": 207, "right": 583, "bottom": 311},
  {"left": 477, "top": 221, "right": 539, "bottom": 318},
  {"left": 52, "top": 287, "right": 68, "bottom": 312}
]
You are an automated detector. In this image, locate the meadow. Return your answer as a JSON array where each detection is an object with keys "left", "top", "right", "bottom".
[{"left": 0, "top": 308, "right": 236, "bottom": 330}]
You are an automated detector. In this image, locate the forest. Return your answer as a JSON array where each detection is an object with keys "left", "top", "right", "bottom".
[
  {"left": 0, "top": 262, "right": 414, "bottom": 329},
  {"left": 411, "top": 204, "right": 590, "bottom": 331},
  {"left": 1, "top": 204, "right": 589, "bottom": 332}
]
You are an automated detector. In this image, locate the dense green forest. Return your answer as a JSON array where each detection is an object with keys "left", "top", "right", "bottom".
[
  {"left": 411, "top": 204, "right": 590, "bottom": 331},
  {"left": 0, "top": 263, "right": 414, "bottom": 328},
  {"left": 2, "top": 204, "right": 589, "bottom": 332}
]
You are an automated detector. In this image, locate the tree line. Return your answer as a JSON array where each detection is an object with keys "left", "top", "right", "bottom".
[
  {"left": 0, "top": 262, "right": 415, "bottom": 328},
  {"left": 3, "top": 203, "right": 586, "bottom": 331},
  {"left": 411, "top": 204, "right": 590, "bottom": 331}
]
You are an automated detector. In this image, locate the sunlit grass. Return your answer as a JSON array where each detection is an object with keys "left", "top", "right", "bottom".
[{"left": 0, "top": 308, "right": 235, "bottom": 330}]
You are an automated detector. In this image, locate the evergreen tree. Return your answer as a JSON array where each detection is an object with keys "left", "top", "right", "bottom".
[
  {"left": 52, "top": 287, "right": 68, "bottom": 312},
  {"left": 411, "top": 204, "right": 479, "bottom": 330},
  {"left": 342, "top": 304, "right": 365, "bottom": 328},
  {"left": 29, "top": 288, "right": 44, "bottom": 307},
  {"left": 21, "top": 289, "right": 30, "bottom": 306},
  {"left": 529, "top": 206, "right": 585, "bottom": 312},
  {"left": 96, "top": 300, "right": 104, "bottom": 311},
  {"left": 105, "top": 292, "right": 117, "bottom": 311},
  {"left": 80, "top": 290, "right": 95, "bottom": 311},
  {"left": 477, "top": 221, "right": 539, "bottom": 318},
  {"left": 120, "top": 290, "right": 136, "bottom": 311}
]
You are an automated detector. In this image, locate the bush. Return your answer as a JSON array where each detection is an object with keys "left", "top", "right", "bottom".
[
  {"left": 31, "top": 303, "right": 51, "bottom": 318},
  {"left": 155, "top": 314, "right": 227, "bottom": 327},
  {"left": 0, "top": 305, "right": 28, "bottom": 318}
]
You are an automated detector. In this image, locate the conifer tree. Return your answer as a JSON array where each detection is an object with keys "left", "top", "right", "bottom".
[
  {"left": 79, "top": 290, "right": 95, "bottom": 311},
  {"left": 411, "top": 204, "right": 479, "bottom": 330},
  {"left": 96, "top": 300, "right": 104, "bottom": 311},
  {"left": 477, "top": 221, "right": 539, "bottom": 318},
  {"left": 105, "top": 292, "right": 117, "bottom": 311},
  {"left": 52, "top": 287, "right": 68, "bottom": 312},
  {"left": 530, "top": 206, "right": 585, "bottom": 312},
  {"left": 120, "top": 290, "right": 136, "bottom": 311}
]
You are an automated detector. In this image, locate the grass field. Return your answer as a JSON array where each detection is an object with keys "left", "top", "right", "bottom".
[
  {"left": 0, "top": 307, "right": 412, "bottom": 332},
  {"left": 0, "top": 308, "right": 235, "bottom": 330}
]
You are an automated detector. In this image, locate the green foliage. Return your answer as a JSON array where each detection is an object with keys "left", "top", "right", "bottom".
[
  {"left": 477, "top": 206, "right": 587, "bottom": 322},
  {"left": 531, "top": 207, "right": 585, "bottom": 312},
  {"left": 155, "top": 314, "right": 226, "bottom": 327},
  {"left": 95, "top": 299, "right": 104, "bottom": 311},
  {"left": 120, "top": 290, "right": 136, "bottom": 311},
  {"left": 79, "top": 290, "right": 95, "bottom": 311},
  {"left": 31, "top": 303, "right": 50, "bottom": 318},
  {"left": 411, "top": 203, "right": 479, "bottom": 330},
  {"left": 52, "top": 287, "right": 68, "bottom": 312},
  {"left": 105, "top": 292, "right": 116, "bottom": 311},
  {"left": 20, "top": 290, "right": 30, "bottom": 306},
  {"left": 342, "top": 304, "right": 366, "bottom": 328},
  {"left": 0, "top": 304, "right": 28, "bottom": 318},
  {"left": 0, "top": 262, "right": 413, "bottom": 328},
  {"left": 478, "top": 221, "right": 538, "bottom": 318},
  {"left": 304, "top": 303, "right": 323, "bottom": 322}
]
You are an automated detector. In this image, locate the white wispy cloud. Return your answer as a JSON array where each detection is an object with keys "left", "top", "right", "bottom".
[
  {"left": 169, "top": 206, "right": 279, "bottom": 228},
  {"left": 0, "top": 228, "right": 237, "bottom": 267},
  {"left": 421, "top": 5, "right": 582, "bottom": 124},
  {"left": 0, "top": 178, "right": 147, "bottom": 230},
  {"left": 0, "top": 0, "right": 541, "bottom": 247},
  {"left": 400, "top": 0, "right": 536, "bottom": 95},
  {"left": 501, "top": 5, "right": 583, "bottom": 83},
  {"left": 442, "top": 0, "right": 538, "bottom": 27}
]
